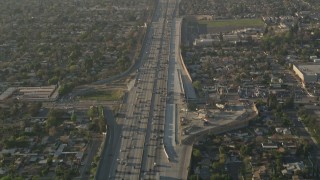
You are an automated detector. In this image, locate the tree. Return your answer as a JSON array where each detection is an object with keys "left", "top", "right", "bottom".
[
  {"left": 189, "top": 175, "right": 199, "bottom": 180},
  {"left": 192, "top": 80, "right": 202, "bottom": 92},
  {"left": 98, "top": 106, "right": 104, "bottom": 119},
  {"left": 71, "top": 111, "right": 77, "bottom": 122},
  {"left": 58, "top": 83, "right": 74, "bottom": 96},
  {"left": 98, "top": 117, "right": 106, "bottom": 133},
  {"left": 28, "top": 102, "right": 42, "bottom": 116},
  {"left": 84, "top": 57, "right": 93, "bottom": 71},
  {"left": 47, "top": 156, "right": 53, "bottom": 166},
  {"left": 219, "top": 146, "right": 226, "bottom": 164},
  {"left": 240, "top": 145, "right": 251, "bottom": 157},
  {"left": 48, "top": 76, "right": 59, "bottom": 85},
  {"left": 210, "top": 174, "right": 231, "bottom": 180},
  {"left": 68, "top": 65, "right": 78, "bottom": 73},
  {"left": 192, "top": 148, "right": 202, "bottom": 163},
  {"left": 193, "top": 148, "right": 201, "bottom": 158},
  {"left": 55, "top": 165, "right": 64, "bottom": 177},
  {"left": 88, "top": 121, "right": 99, "bottom": 132},
  {"left": 9, "top": 102, "right": 19, "bottom": 115},
  {"left": 291, "top": 22, "right": 299, "bottom": 34},
  {"left": 32, "top": 175, "right": 41, "bottom": 180},
  {"left": 212, "top": 161, "right": 224, "bottom": 170},
  {"left": 283, "top": 95, "right": 294, "bottom": 109},
  {"left": 282, "top": 116, "right": 290, "bottom": 126},
  {"left": 87, "top": 106, "right": 97, "bottom": 120},
  {"left": 302, "top": 143, "right": 312, "bottom": 157},
  {"left": 46, "top": 109, "right": 65, "bottom": 128},
  {"left": 0, "top": 175, "right": 12, "bottom": 180},
  {"left": 187, "top": 102, "right": 197, "bottom": 111},
  {"left": 41, "top": 167, "right": 49, "bottom": 176},
  {"left": 284, "top": 31, "right": 293, "bottom": 43},
  {"left": 267, "top": 93, "right": 278, "bottom": 110}
]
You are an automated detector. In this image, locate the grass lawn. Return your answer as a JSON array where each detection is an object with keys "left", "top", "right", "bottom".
[
  {"left": 198, "top": 18, "right": 265, "bottom": 28},
  {"left": 81, "top": 89, "right": 124, "bottom": 101}
]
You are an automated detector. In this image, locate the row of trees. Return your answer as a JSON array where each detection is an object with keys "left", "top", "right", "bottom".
[
  {"left": 298, "top": 108, "right": 320, "bottom": 143},
  {"left": 87, "top": 106, "right": 106, "bottom": 133},
  {"left": 3, "top": 136, "right": 29, "bottom": 148},
  {"left": 55, "top": 165, "right": 79, "bottom": 180}
]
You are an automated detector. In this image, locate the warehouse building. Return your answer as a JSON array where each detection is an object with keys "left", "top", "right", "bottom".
[
  {"left": 18, "top": 85, "right": 59, "bottom": 101},
  {"left": 292, "top": 64, "right": 320, "bottom": 86}
]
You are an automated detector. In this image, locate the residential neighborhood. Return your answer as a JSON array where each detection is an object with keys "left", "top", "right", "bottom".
[
  {"left": 179, "top": 0, "right": 320, "bottom": 179},
  {"left": 0, "top": 105, "right": 107, "bottom": 179},
  {"left": 0, "top": 0, "right": 154, "bottom": 93},
  {"left": 0, "top": 0, "right": 151, "bottom": 179}
]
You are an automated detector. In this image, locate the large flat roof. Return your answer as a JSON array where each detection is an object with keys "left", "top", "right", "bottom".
[
  {"left": 296, "top": 64, "right": 320, "bottom": 76},
  {"left": 18, "top": 85, "right": 58, "bottom": 101}
]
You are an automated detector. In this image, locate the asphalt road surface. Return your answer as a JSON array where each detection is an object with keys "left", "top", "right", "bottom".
[
  {"left": 95, "top": 108, "right": 120, "bottom": 179},
  {"left": 95, "top": 0, "right": 193, "bottom": 179}
]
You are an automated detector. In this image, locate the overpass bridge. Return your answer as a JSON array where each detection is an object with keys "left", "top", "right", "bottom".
[{"left": 182, "top": 112, "right": 258, "bottom": 145}]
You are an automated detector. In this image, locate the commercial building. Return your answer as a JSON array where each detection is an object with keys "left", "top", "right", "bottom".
[
  {"left": 292, "top": 64, "right": 320, "bottom": 85},
  {"left": 18, "top": 85, "right": 59, "bottom": 101}
]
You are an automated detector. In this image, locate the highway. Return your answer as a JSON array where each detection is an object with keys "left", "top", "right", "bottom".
[
  {"left": 95, "top": 0, "right": 181, "bottom": 179},
  {"left": 94, "top": 0, "right": 197, "bottom": 179},
  {"left": 95, "top": 108, "right": 120, "bottom": 179},
  {"left": 114, "top": 0, "right": 175, "bottom": 178}
]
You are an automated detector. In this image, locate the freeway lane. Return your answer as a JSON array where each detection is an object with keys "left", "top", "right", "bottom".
[
  {"left": 141, "top": 3, "right": 170, "bottom": 178},
  {"left": 95, "top": 108, "right": 120, "bottom": 179},
  {"left": 96, "top": 0, "right": 184, "bottom": 179},
  {"left": 116, "top": 0, "right": 174, "bottom": 179}
]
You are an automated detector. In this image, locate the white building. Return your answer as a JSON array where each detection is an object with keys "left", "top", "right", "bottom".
[{"left": 193, "top": 38, "right": 220, "bottom": 46}]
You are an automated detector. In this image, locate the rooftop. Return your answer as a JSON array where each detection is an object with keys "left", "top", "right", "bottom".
[
  {"left": 18, "top": 85, "right": 59, "bottom": 101},
  {"left": 296, "top": 64, "right": 320, "bottom": 76}
]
